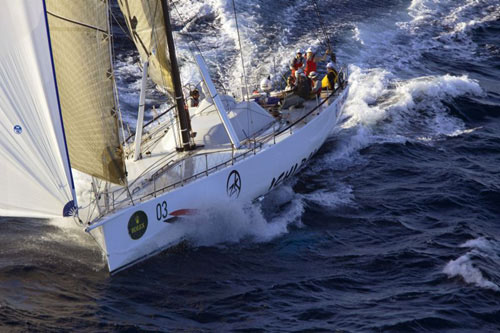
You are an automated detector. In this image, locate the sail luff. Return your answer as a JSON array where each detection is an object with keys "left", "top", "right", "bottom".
[{"left": 42, "top": 0, "right": 78, "bottom": 215}]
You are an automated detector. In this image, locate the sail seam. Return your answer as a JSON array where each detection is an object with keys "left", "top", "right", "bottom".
[{"left": 47, "top": 11, "right": 108, "bottom": 34}]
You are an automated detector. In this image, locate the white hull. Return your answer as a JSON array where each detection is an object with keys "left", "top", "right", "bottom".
[{"left": 90, "top": 88, "right": 349, "bottom": 273}]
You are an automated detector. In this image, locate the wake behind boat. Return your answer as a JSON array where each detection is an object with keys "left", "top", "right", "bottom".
[{"left": 0, "top": 0, "right": 349, "bottom": 273}]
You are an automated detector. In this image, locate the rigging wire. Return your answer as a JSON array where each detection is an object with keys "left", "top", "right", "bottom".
[
  {"left": 231, "top": 0, "right": 250, "bottom": 101},
  {"left": 169, "top": 0, "right": 204, "bottom": 56},
  {"left": 110, "top": 10, "right": 134, "bottom": 43},
  {"left": 109, "top": 4, "right": 145, "bottom": 150},
  {"left": 169, "top": 0, "right": 229, "bottom": 95},
  {"left": 107, "top": 5, "right": 128, "bottom": 147},
  {"left": 311, "top": 0, "right": 337, "bottom": 63},
  {"left": 231, "top": 0, "right": 252, "bottom": 135}
]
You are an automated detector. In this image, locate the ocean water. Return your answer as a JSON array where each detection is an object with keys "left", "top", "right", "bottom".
[{"left": 1, "top": 0, "right": 500, "bottom": 331}]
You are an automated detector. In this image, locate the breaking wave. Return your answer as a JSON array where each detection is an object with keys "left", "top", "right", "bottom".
[
  {"left": 444, "top": 238, "right": 500, "bottom": 291},
  {"left": 344, "top": 67, "right": 483, "bottom": 135}
]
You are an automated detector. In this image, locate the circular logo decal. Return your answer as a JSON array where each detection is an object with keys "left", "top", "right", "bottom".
[
  {"left": 226, "top": 170, "right": 242, "bottom": 198},
  {"left": 128, "top": 211, "right": 148, "bottom": 240},
  {"left": 13, "top": 125, "right": 22, "bottom": 134}
]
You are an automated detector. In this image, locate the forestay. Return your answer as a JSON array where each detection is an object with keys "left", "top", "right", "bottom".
[
  {"left": 118, "top": 0, "right": 175, "bottom": 95},
  {"left": 0, "top": 1, "right": 74, "bottom": 217},
  {"left": 46, "top": 0, "right": 126, "bottom": 185}
]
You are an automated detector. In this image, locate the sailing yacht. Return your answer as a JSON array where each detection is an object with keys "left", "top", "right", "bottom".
[{"left": 0, "top": 0, "right": 349, "bottom": 273}]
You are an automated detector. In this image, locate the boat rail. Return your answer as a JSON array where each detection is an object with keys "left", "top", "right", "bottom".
[{"left": 123, "top": 105, "right": 176, "bottom": 145}]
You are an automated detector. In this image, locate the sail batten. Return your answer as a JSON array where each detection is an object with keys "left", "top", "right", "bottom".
[{"left": 45, "top": 0, "right": 126, "bottom": 185}]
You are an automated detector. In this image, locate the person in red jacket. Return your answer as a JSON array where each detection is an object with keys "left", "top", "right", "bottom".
[
  {"left": 304, "top": 47, "right": 330, "bottom": 76},
  {"left": 289, "top": 48, "right": 305, "bottom": 77}
]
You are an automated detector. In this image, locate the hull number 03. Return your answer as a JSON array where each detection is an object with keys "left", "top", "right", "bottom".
[{"left": 156, "top": 201, "right": 168, "bottom": 221}]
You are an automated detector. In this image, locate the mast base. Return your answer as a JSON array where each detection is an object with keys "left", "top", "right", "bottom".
[{"left": 176, "top": 144, "right": 197, "bottom": 152}]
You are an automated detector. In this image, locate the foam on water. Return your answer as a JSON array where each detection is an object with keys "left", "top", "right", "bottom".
[
  {"left": 45, "top": 218, "right": 93, "bottom": 247},
  {"left": 300, "top": 184, "right": 354, "bottom": 209},
  {"left": 341, "top": 66, "right": 483, "bottom": 146},
  {"left": 171, "top": 0, "right": 260, "bottom": 89},
  {"left": 352, "top": 0, "right": 499, "bottom": 72},
  {"left": 170, "top": 185, "right": 304, "bottom": 247},
  {"left": 337, "top": 0, "right": 490, "bottom": 156},
  {"left": 170, "top": 0, "right": 324, "bottom": 92},
  {"left": 444, "top": 238, "right": 500, "bottom": 291},
  {"left": 404, "top": 0, "right": 500, "bottom": 60},
  {"left": 408, "top": 0, "right": 500, "bottom": 35}
]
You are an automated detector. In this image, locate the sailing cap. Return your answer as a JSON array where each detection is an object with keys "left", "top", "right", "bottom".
[
  {"left": 296, "top": 48, "right": 304, "bottom": 54},
  {"left": 308, "top": 71, "right": 318, "bottom": 79},
  {"left": 326, "top": 62, "right": 335, "bottom": 69},
  {"left": 306, "top": 47, "right": 314, "bottom": 53}
]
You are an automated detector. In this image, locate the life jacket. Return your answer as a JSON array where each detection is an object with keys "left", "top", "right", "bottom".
[
  {"left": 304, "top": 57, "right": 317, "bottom": 76},
  {"left": 321, "top": 70, "right": 338, "bottom": 90},
  {"left": 292, "top": 57, "right": 304, "bottom": 70},
  {"left": 290, "top": 57, "right": 304, "bottom": 76}
]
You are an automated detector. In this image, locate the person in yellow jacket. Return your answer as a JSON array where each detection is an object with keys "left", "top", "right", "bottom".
[{"left": 322, "top": 62, "right": 338, "bottom": 91}]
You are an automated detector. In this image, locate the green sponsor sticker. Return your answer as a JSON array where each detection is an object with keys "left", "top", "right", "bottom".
[{"left": 128, "top": 211, "right": 148, "bottom": 240}]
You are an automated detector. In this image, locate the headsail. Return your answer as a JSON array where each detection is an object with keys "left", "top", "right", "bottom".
[
  {"left": 118, "top": 0, "right": 175, "bottom": 95},
  {"left": 45, "top": 0, "right": 126, "bottom": 185},
  {"left": 0, "top": 0, "right": 75, "bottom": 217}
]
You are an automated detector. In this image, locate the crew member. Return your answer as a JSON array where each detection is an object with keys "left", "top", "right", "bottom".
[
  {"left": 289, "top": 48, "right": 305, "bottom": 77},
  {"left": 322, "top": 62, "right": 338, "bottom": 91},
  {"left": 294, "top": 68, "right": 311, "bottom": 100},
  {"left": 280, "top": 68, "right": 309, "bottom": 109},
  {"left": 304, "top": 47, "right": 330, "bottom": 76},
  {"left": 308, "top": 71, "right": 322, "bottom": 98},
  {"left": 286, "top": 75, "right": 296, "bottom": 91},
  {"left": 187, "top": 88, "right": 200, "bottom": 107}
]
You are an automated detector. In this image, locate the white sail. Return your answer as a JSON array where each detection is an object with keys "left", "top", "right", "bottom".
[{"left": 0, "top": 0, "right": 75, "bottom": 218}]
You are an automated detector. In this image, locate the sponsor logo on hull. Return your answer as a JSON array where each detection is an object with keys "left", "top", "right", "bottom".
[
  {"left": 226, "top": 170, "right": 242, "bottom": 198},
  {"left": 128, "top": 211, "right": 148, "bottom": 240},
  {"left": 268, "top": 151, "right": 317, "bottom": 191}
]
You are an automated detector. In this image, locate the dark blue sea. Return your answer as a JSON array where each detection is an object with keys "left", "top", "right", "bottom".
[{"left": 1, "top": 0, "right": 500, "bottom": 331}]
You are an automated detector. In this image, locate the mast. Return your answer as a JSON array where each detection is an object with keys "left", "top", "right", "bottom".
[{"left": 160, "top": 0, "right": 195, "bottom": 151}]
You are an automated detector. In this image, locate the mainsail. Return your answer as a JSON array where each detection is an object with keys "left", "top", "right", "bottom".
[
  {"left": 0, "top": 1, "right": 74, "bottom": 217},
  {"left": 118, "top": 0, "right": 175, "bottom": 95},
  {"left": 45, "top": 0, "right": 126, "bottom": 185}
]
